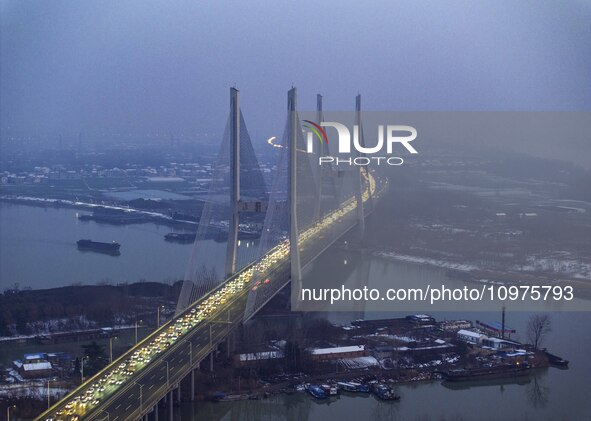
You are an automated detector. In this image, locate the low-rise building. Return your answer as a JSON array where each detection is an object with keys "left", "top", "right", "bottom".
[
  {"left": 373, "top": 345, "right": 397, "bottom": 359},
  {"left": 309, "top": 345, "right": 367, "bottom": 361},
  {"left": 457, "top": 329, "right": 486, "bottom": 344},
  {"left": 482, "top": 337, "right": 519, "bottom": 350},
  {"left": 234, "top": 351, "right": 284, "bottom": 367},
  {"left": 14, "top": 355, "right": 53, "bottom": 379},
  {"left": 476, "top": 320, "right": 516, "bottom": 339}
]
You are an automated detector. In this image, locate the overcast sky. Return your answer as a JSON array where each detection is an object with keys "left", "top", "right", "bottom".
[{"left": 2, "top": 1, "right": 590, "bottom": 144}]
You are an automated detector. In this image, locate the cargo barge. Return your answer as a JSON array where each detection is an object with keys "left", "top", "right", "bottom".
[
  {"left": 77, "top": 239, "right": 121, "bottom": 255},
  {"left": 439, "top": 363, "right": 530, "bottom": 381}
]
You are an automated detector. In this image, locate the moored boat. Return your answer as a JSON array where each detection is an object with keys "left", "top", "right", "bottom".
[
  {"left": 440, "top": 363, "right": 530, "bottom": 382},
  {"left": 321, "top": 384, "right": 338, "bottom": 396},
  {"left": 307, "top": 384, "right": 327, "bottom": 399},
  {"left": 337, "top": 382, "right": 358, "bottom": 392},
  {"left": 372, "top": 383, "right": 401, "bottom": 401},
  {"left": 350, "top": 382, "right": 370, "bottom": 393},
  {"left": 337, "top": 381, "right": 370, "bottom": 393}
]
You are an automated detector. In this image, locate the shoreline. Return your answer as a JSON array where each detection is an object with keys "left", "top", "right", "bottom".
[
  {"left": 202, "top": 365, "right": 549, "bottom": 403},
  {"left": 0, "top": 195, "right": 198, "bottom": 228}
]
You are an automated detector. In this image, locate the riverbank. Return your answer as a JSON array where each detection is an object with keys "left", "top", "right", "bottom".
[
  {"left": 204, "top": 367, "right": 439, "bottom": 402},
  {"left": 0, "top": 202, "right": 218, "bottom": 288},
  {"left": 0, "top": 194, "right": 198, "bottom": 228}
]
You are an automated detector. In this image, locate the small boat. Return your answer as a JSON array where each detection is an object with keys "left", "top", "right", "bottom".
[
  {"left": 337, "top": 381, "right": 370, "bottom": 393},
  {"left": 337, "top": 382, "right": 358, "bottom": 392},
  {"left": 307, "top": 384, "right": 327, "bottom": 399},
  {"left": 372, "top": 384, "right": 400, "bottom": 401},
  {"left": 321, "top": 384, "right": 338, "bottom": 396},
  {"left": 350, "top": 382, "right": 370, "bottom": 393},
  {"left": 544, "top": 351, "right": 569, "bottom": 368}
]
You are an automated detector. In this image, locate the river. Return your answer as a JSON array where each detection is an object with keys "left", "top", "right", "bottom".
[
  {"left": 1, "top": 203, "right": 590, "bottom": 419},
  {"left": 0, "top": 202, "right": 258, "bottom": 289}
]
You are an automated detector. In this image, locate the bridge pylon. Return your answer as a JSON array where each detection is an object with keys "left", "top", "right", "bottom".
[
  {"left": 355, "top": 94, "right": 372, "bottom": 237},
  {"left": 225, "top": 87, "right": 240, "bottom": 276},
  {"left": 177, "top": 86, "right": 266, "bottom": 313},
  {"left": 288, "top": 87, "right": 303, "bottom": 289}
]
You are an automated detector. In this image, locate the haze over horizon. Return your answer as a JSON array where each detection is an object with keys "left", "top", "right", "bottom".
[{"left": 1, "top": 1, "right": 590, "bottom": 167}]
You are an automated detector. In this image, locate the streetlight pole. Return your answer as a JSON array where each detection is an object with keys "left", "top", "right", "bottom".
[
  {"left": 157, "top": 305, "right": 164, "bottom": 328},
  {"left": 7, "top": 405, "right": 16, "bottom": 421},
  {"left": 81, "top": 356, "right": 89, "bottom": 383},
  {"left": 164, "top": 360, "right": 170, "bottom": 387},
  {"left": 136, "top": 382, "right": 144, "bottom": 412},
  {"left": 188, "top": 340, "right": 193, "bottom": 365},
  {"left": 101, "top": 410, "right": 110, "bottom": 421},
  {"left": 135, "top": 319, "right": 142, "bottom": 344},
  {"left": 109, "top": 337, "right": 118, "bottom": 363},
  {"left": 47, "top": 379, "right": 52, "bottom": 408}
]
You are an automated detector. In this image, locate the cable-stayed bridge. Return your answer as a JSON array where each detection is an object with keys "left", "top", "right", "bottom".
[{"left": 38, "top": 87, "right": 387, "bottom": 421}]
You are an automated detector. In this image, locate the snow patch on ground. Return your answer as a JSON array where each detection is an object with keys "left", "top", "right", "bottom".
[
  {"left": 515, "top": 255, "right": 591, "bottom": 280},
  {"left": 375, "top": 250, "right": 591, "bottom": 280},
  {"left": 375, "top": 251, "right": 479, "bottom": 272}
]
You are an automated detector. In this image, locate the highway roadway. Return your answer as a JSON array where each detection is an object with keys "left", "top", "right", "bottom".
[{"left": 86, "top": 260, "right": 291, "bottom": 421}]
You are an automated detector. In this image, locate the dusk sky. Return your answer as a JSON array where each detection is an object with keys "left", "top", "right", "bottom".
[{"left": 2, "top": 1, "right": 590, "bottom": 143}]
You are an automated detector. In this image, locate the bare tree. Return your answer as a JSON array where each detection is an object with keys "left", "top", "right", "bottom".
[{"left": 527, "top": 314, "right": 552, "bottom": 349}]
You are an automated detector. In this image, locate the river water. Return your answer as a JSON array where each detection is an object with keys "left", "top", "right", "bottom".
[
  {"left": 0, "top": 202, "right": 258, "bottom": 289},
  {"left": 1, "top": 203, "right": 590, "bottom": 419}
]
